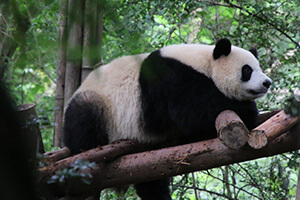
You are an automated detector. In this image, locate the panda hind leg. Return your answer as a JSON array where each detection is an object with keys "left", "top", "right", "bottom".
[
  {"left": 134, "top": 178, "right": 172, "bottom": 200},
  {"left": 63, "top": 91, "right": 109, "bottom": 154}
]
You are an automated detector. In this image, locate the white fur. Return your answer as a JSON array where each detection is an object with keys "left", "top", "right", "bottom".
[
  {"left": 211, "top": 46, "right": 271, "bottom": 100},
  {"left": 160, "top": 44, "right": 214, "bottom": 77},
  {"left": 73, "top": 54, "right": 168, "bottom": 143},
  {"left": 241, "top": 70, "right": 271, "bottom": 99},
  {"left": 161, "top": 44, "right": 271, "bottom": 101}
]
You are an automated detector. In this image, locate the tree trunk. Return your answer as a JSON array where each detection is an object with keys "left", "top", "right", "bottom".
[
  {"left": 81, "top": 0, "right": 97, "bottom": 82},
  {"left": 54, "top": 0, "right": 68, "bottom": 147},
  {"left": 54, "top": 0, "right": 104, "bottom": 146},
  {"left": 64, "top": 0, "right": 84, "bottom": 106},
  {"left": 81, "top": 0, "right": 104, "bottom": 82},
  {"left": 17, "top": 103, "right": 44, "bottom": 154}
]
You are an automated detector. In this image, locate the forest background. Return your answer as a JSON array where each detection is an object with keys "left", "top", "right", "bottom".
[{"left": 0, "top": 0, "right": 299, "bottom": 199}]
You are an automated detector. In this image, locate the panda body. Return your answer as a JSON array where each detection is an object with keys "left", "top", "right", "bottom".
[
  {"left": 63, "top": 39, "right": 271, "bottom": 200},
  {"left": 70, "top": 53, "right": 155, "bottom": 144}
]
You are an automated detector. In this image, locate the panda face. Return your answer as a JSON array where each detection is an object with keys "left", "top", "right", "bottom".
[
  {"left": 240, "top": 64, "right": 272, "bottom": 99},
  {"left": 239, "top": 62, "right": 272, "bottom": 100},
  {"left": 211, "top": 39, "right": 272, "bottom": 101}
]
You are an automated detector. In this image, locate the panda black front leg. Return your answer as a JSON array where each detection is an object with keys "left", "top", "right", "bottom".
[{"left": 135, "top": 178, "right": 172, "bottom": 200}]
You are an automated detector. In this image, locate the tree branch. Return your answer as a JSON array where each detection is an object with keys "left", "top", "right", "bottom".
[
  {"left": 209, "top": 1, "right": 300, "bottom": 48},
  {"left": 40, "top": 112, "right": 299, "bottom": 197}
]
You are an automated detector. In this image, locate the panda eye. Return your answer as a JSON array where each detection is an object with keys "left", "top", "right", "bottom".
[{"left": 241, "top": 65, "right": 253, "bottom": 82}]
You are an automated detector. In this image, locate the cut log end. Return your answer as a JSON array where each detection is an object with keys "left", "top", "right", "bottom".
[
  {"left": 43, "top": 147, "right": 72, "bottom": 163},
  {"left": 216, "top": 110, "right": 249, "bottom": 150},
  {"left": 248, "top": 130, "right": 268, "bottom": 149},
  {"left": 218, "top": 122, "right": 249, "bottom": 150},
  {"left": 16, "top": 103, "right": 36, "bottom": 112}
]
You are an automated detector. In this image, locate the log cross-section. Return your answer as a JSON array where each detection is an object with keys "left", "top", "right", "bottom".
[{"left": 215, "top": 110, "right": 249, "bottom": 149}]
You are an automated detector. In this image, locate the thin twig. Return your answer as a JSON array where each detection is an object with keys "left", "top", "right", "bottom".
[{"left": 206, "top": 1, "right": 300, "bottom": 48}]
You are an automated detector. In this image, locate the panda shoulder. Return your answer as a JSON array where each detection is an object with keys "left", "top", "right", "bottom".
[{"left": 152, "top": 44, "right": 214, "bottom": 76}]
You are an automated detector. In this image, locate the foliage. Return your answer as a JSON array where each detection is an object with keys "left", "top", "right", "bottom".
[
  {"left": 169, "top": 154, "right": 300, "bottom": 200},
  {"left": 1, "top": 0, "right": 299, "bottom": 199},
  {"left": 1, "top": 0, "right": 58, "bottom": 151},
  {"left": 48, "top": 159, "right": 96, "bottom": 185}
]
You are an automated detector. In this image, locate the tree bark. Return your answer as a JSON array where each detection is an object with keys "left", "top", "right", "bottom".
[
  {"left": 81, "top": 0, "right": 97, "bottom": 82},
  {"left": 40, "top": 140, "right": 140, "bottom": 177},
  {"left": 44, "top": 147, "right": 71, "bottom": 163},
  {"left": 81, "top": 0, "right": 104, "bottom": 82},
  {"left": 54, "top": 0, "right": 68, "bottom": 147},
  {"left": 54, "top": 0, "right": 104, "bottom": 146},
  {"left": 253, "top": 110, "right": 299, "bottom": 141},
  {"left": 248, "top": 110, "right": 298, "bottom": 149},
  {"left": 64, "top": 0, "right": 84, "bottom": 107},
  {"left": 40, "top": 113, "right": 299, "bottom": 197},
  {"left": 17, "top": 103, "right": 44, "bottom": 154}
]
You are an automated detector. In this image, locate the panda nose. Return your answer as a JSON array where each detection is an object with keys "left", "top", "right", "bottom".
[{"left": 263, "top": 80, "right": 272, "bottom": 89}]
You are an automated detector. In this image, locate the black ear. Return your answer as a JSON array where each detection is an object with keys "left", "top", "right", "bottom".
[
  {"left": 213, "top": 38, "right": 231, "bottom": 59},
  {"left": 249, "top": 48, "right": 258, "bottom": 58}
]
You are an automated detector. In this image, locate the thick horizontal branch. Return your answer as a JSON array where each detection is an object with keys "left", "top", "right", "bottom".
[
  {"left": 40, "top": 140, "right": 141, "bottom": 177},
  {"left": 41, "top": 112, "right": 299, "bottom": 197},
  {"left": 253, "top": 110, "right": 299, "bottom": 141},
  {"left": 43, "top": 147, "right": 71, "bottom": 163},
  {"left": 248, "top": 110, "right": 298, "bottom": 149}
]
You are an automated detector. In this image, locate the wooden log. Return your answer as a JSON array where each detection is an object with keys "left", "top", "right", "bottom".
[
  {"left": 48, "top": 110, "right": 282, "bottom": 162},
  {"left": 17, "top": 103, "right": 45, "bottom": 154},
  {"left": 215, "top": 110, "right": 249, "bottom": 150},
  {"left": 43, "top": 147, "right": 71, "bottom": 163},
  {"left": 0, "top": 84, "right": 38, "bottom": 200},
  {"left": 40, "top": 122, "right": 300, "bottom": 197},
  {"left": 39, "top": 140, "right": 140, "bottom": 178},
  {"left": 247, "top": 130, "right": 267, "bottom": 149},
  {"left": 257, "top": 110, "right": 280, "bottom": 124},
  {"left": 248, "top": 110, "right": 298, "bottom": 149}
]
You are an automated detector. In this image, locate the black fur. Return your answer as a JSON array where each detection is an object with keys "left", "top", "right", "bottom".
[
  {"left": 241, "top": 65, "right": 253, "bottom": 82},
  {"left": 139, "top": 50, "right": 258, "bottom": 143},
  {"left": 63, "top": 91, "right": 109, "bottom": 154},
  {"left": 138, "top": 49, "right": 258, "bottom": 199},
  {"left": 249, "top": 48, "right": 258, "bottom": 58},
  {"left": 213, "top": 38, "right": 232, "bottom": 59}
]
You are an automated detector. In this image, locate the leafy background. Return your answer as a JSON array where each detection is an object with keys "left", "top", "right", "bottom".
[{"left": 1, "top": 0, "right": 299, "bottom": 199}]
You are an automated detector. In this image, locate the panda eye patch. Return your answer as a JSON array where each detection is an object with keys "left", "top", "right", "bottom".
[{"left": 241, "top": 65, "right": 253, "bottom": 82}]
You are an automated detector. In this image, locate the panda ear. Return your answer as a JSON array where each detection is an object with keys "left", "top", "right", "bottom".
[
  {"left": 249, "top": 48, "right": 258, "bottom": 58},
  {"left": 213, "top": 38, "right": 231, "bottom": 60}
]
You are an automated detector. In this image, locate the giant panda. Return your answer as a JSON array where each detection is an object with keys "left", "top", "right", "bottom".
[{"left": 63, "top": 38, "right": 271, "bottom": 200}]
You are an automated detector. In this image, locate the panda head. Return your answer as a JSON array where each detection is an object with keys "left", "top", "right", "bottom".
[{"left": 211, "top": 38, "right": 272, "bottom": 101}]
